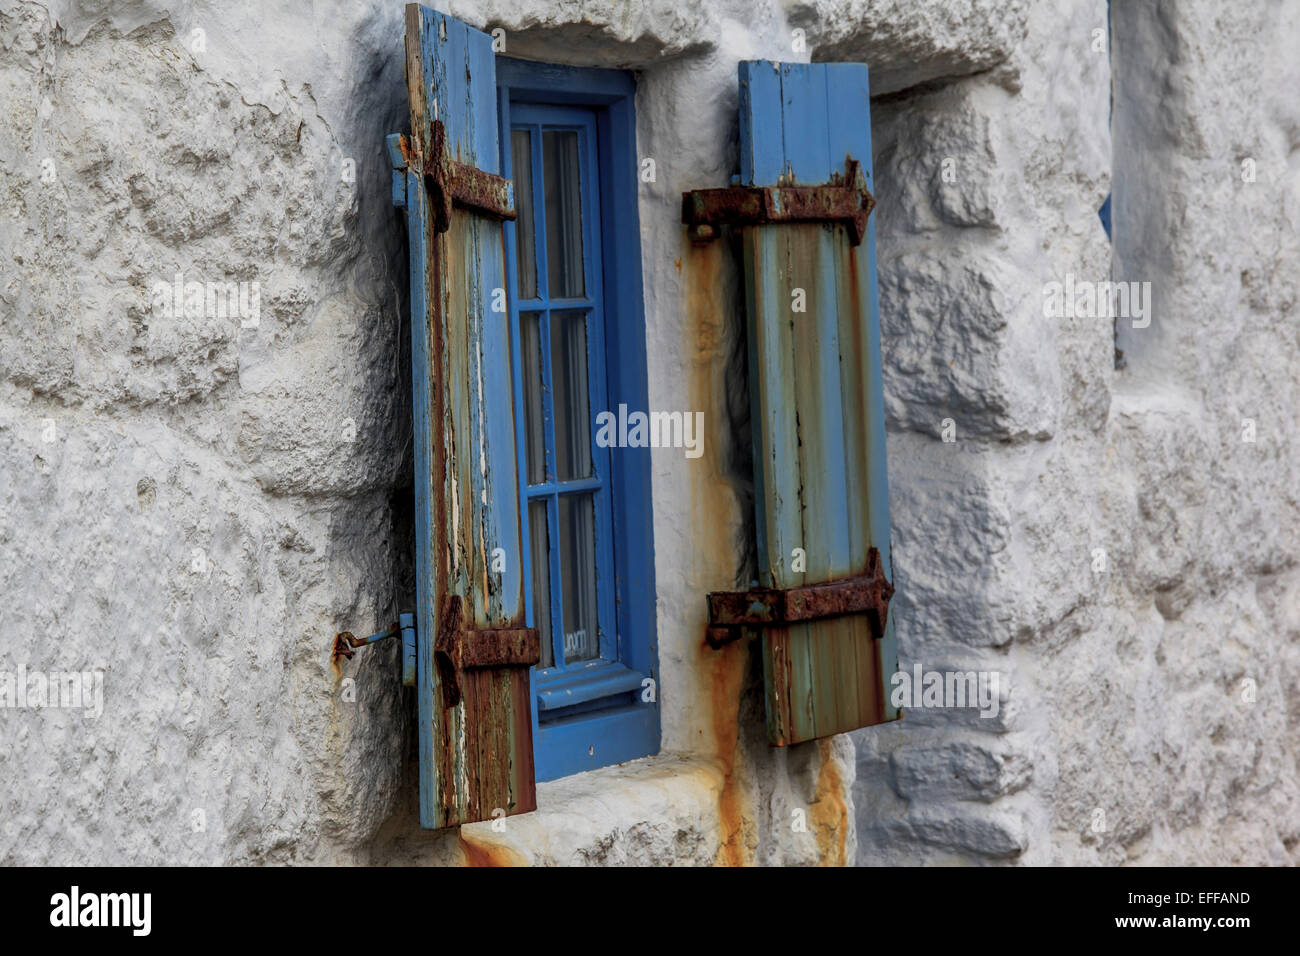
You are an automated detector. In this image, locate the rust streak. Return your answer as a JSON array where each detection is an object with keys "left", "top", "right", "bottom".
[
  {"left": 809, "top": 738, "right": 850, "bottom": 866},
  {"left": 708, "top": 639, "right": 748, "bottom": 866},
  {"left": 684, "top": 237, "right": 753, "bottom": 866},
  {"left": 458, "top": 831, "right": 529, "bottom": 867}
]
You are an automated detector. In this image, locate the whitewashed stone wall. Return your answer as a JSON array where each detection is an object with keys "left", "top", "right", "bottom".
[
  {"left": 850, "top": 0, "right": 1300, "bottom": 865},
  {"left": 1, "top": 0, "right": 1295, "bottom": 866}
]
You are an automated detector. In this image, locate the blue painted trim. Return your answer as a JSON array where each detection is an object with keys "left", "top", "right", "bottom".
[
  {"left": 399, "top": 612, "right": 417, "bottom": 688},
  {"left": 508, "top": 109, "right": 615, "bottom": 672},
  {"left": 498, "top": 57, "right": 659, "bottom": 783},
  {"left": 496, "top": 57, "right": 636, "bottom": 104},
  {"left": 525, "top": 475, "right": 604, "bottom": 496},
  {"left": 403, "top": 139, "right": 437, "bottom": 828},
  {"left": 535, "top": 659, "right": 646, "bottom": 710},
  {"left": 386, "top": 133, "right": 407, "bottom": 208},
  {"left": 514, "top": 295, "right": 597, "bottom": 309},
  {"left": 535, "top": 704, "right": 658, "bottom": 779}
]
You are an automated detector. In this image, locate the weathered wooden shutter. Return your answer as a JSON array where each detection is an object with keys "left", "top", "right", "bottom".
[
  {"left": 693, "top": 61, "right": 899, "bottom": 746},
  {"left": 390, "top": 3, "right": 538, "bottom": 828}
]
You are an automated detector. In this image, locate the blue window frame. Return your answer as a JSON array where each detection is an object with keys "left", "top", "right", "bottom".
[{"left": 496, "top": 58, "right": 659, "bottom": 781}]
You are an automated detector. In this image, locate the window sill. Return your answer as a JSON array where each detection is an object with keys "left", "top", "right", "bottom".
[{"left": 459, "top": 752, "right": 729, "bottom": 865}]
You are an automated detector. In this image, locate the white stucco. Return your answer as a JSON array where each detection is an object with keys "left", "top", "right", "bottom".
[{"left": 1, "top": 0, "right": 1295, "bottom": 865}]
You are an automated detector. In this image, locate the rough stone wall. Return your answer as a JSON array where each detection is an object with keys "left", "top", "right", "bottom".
[
  {"left": 1, "top": 0, "right": 1295, "bottom": 867},
  {"left": 848, "top": 0, "right": 1300, "bottom": 865},
  {"left": 0, "top": 0, "right": 856, "bottom": 866}
]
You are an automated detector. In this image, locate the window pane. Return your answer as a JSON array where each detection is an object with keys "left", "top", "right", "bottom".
[
  {"left": 520, "top": 312, "right": 546, "bottom": 485},
  {"left": 510, "top": 129, "right": 538, "bottom": 300},
  {"left": 542, "top": 130, "right": 585, "bottom": 298},
  {"left": 550, "top": 310, "right": 592, "bottom": 481},
  {"left": 558, "top": 494, "right": 598, "bottom": 663},
  {"left": 528, "top": 499, "right": 553, "bottom": 669}
]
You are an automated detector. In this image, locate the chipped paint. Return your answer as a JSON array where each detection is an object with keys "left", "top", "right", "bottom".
[
  {"left": 406, "top": 5, "right": 536, "bottom": 829},
  {"left": 742, "top": 218, "right": 896, "bottom": 746}
]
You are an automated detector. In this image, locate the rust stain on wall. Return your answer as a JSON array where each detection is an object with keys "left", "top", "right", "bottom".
[
  {"left": 707, "top": 638, "right": 749, "bottom": 865},
  {"left": 809, "top": 738, "right": 849, "bottom": 866},
  {"left": 683, "top": 237, "right": 754, "bottom": 866},
  {"left": 458, "top": 830, "right": 529, "bottom": 867}
]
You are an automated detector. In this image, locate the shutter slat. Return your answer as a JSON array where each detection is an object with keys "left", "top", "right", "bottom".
[{"left": 734, "top": 60, "right": 899, "bottom": 745}]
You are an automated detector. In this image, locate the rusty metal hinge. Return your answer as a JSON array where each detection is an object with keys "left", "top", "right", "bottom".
[
  {"left": 333, "top": 612, "right": 418, "bottom": 686},
  {"left": 433, "top": 595, "right": 540, "bottom": 708},
  {"left": 681, "top": 158, "right": 876, "bottom": 246},
  {"left": 705, "top": 547, "right": 894, "bottom": 649},
  {"left": 403, "top": 119, "right": 516, "bottom": 233}
]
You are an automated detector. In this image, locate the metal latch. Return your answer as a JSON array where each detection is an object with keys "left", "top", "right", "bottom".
[
  {"left": 433, "top": 595, "right": 540, "bottom": 708},
  {"left": 681, "top": 157, "right": 876, "bottom": 246},
  {"left": 705, "top": 547, "right": 894, "bottom": 649},
  {"left": 333, "top": 612, "right": 417, "bottom": 686},
  {"left": 331, "top": 596, "right": 539, "bottom": 699}
]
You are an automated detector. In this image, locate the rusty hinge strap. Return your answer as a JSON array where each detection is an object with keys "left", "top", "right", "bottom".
[
  {"left": 434, "top": 594, "right": 540, "bottom": 707},
  {"left": 705, "top": 547, "right": 894, "bottom": 649},
  {"left": 424, "top": 120, "right": 516, "bottom": 234},
  {"left": 682, "top": 158, "right": 875, "bottom": 246}
]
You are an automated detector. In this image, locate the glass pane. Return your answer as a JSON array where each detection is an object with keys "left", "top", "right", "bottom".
[
  {"left": 510, "top": 129, "right": 538, "bottom": 300},
  {"left": 528, "top": 499, "right": 553, "bottom": 669},
  {"left": 550, "top": 310, "right": 592, "bottom": 480},
  {"left": 558, "top": 494, "right": 598, "bottom": 663},
  {"left": 520, "top": 313, "right": 546, "bottom": 485},
  {"left": 542, "top": 130, "right": 585, "bottom": 298}
]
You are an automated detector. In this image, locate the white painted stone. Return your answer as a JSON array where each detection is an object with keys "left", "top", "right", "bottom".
[
  {"left": 788, "top": 0, "right": 1030, "bottom": 96},
  {"left": 1, "top": 0, "right": 1296, "bottom": 868},
  {"left": 855, "top": 0, "right": 1300, "bottom": 866}
]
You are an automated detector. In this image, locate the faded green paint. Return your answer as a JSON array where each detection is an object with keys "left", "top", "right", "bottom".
[{"left": 737, "top": 61, "right": 899, "bottom": 747}]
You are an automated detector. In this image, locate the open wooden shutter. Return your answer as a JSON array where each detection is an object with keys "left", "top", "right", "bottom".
[
  {"left": 393, "top": 3, "right": 537, "bottom": 829},
  {"left": 695, "top": 61, "right": 899, "bottom": 746}
]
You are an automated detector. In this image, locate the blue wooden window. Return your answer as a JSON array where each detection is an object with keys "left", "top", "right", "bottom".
[{"left": 497, "top": 58, "right": 659, "bottom": 781}]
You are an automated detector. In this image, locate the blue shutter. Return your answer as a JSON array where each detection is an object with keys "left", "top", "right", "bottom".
[
  {"left": 393, "top": 3, "right": 537, "bottom": 828},
  {"left": 734, "top": 61, "right": 899, "bottom": 744}
]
